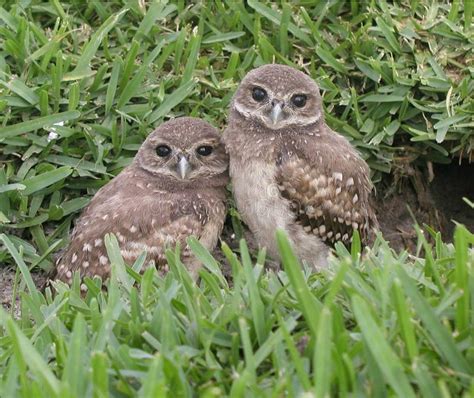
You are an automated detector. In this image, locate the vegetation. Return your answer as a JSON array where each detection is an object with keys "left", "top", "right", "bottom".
[
  {"left": 1, "top": 227, "right": 474, "bottom": 396},
  {"left": 0, "top": 1, "right": 473, "bottom": 396}
]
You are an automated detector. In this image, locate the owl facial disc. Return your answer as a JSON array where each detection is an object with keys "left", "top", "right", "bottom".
[{"left": 232, "top": 64, "right": 324, "bottom": 131}]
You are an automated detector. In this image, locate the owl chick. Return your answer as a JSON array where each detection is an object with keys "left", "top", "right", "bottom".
[
  {"left": 53, "top": 117, "right": 228, "bottom": 285},
  {"left": 223, "top": 64, "right": 378, "bottom": 269}
]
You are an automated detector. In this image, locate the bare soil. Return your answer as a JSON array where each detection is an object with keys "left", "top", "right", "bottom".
[
  {"left": 2, "top": 162, "right": 473, "bottom": 313},
  {"left": 376, "top": 162, "right": 473, "bottom": 252}
]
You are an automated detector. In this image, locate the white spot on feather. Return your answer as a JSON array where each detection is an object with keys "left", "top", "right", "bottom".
[{"left": 99, "top": 256, "right": 108, "bottom": 265}]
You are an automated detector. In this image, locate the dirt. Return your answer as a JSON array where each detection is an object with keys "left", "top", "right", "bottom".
[
  {"left": 1, "top": 162, "right": 473, "bottom": 313},
  {"left": 376, "top": 161, "right": 473, "bottom": 252},
  {"left": 0, "top": 267, "right": 47, "bottom": 318}
]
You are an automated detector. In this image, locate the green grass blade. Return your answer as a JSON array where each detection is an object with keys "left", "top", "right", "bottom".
[
  {"left": 276, "top": 229, "right": 321, "bottom": 337},
  {"left": 21, "top": 166, "right": 72, "bottom": 196},
  {"left": 148, "top": 80, "right": 196, "bottom": 124},
  {"left": 4, "top": 313, "right": 60, "bottom": 396},
  {"left": 352, "top": 295, "right": 416, "bottom": 398},
  {"left": 65, "top": 9, "right": 128, "bottom": 80},
  {"left": 396, "top": 266, "right": 472, "bottom": 375},
  {"left": 313, "top": 306, "right": 333, "bottom": 398},
  {"left": 0, "top": 111, "right": 80, "bottom": 138}
]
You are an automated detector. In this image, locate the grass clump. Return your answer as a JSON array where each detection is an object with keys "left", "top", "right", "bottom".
[{"left": 1, "top": 228, "right": 474, "bottom": 396}]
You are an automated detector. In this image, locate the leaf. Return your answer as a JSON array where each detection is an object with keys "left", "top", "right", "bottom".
[
  {"left": 0, "top": 183, "right": 25, "bottom": 193},
  {"left": 202, "top": 31, "right": 245, "bottom": 44},
  {"left": 5, "top": 315, "right": 60, "bottom": 396},
  {"left": 352, "top": 295, "right": 416, "bottom": 398},
  {"left": 21, "top": 166, "right": 72, "bottom": 195},
  {"left": 148, "top": 80, "right": 196, "bottom": 123},
  {"left": 361, "top": 94, "right": 405, "bottom": 102},
  {"left": 375, "top": 17, "right": 401, "bottom": 54},
  {"left": 65, "top": 9, "right": 128, "bottom": 80},
  {"left": 396, "top": 266, "right": 472, "bottom": 374},
  {"left": 247, "top": 0, "right": 312, "bottom": 45},
  {"left": 0, "top": 77, "right": 39, "bottom": 105},
  {"left": 0, "top": 111, "right": 81, "bottom": 139},
  {"left": 276, "top": 229, "right": 321, "bottom": 337},
  {"left": 316, "top": 47, "right": 348, "bottom": 74}
]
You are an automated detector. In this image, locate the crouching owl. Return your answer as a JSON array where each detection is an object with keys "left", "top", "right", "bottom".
[
  {"left": 52, "top": 117, "right": 229, "bottom": 287},
  {"left": 223, "top": 64, "right": 378, "bottom": 269}
]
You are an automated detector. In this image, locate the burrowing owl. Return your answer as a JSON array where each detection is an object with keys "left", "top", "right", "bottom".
[
  {"left": 53, "top": 117, "right": 229, "bottom": 286},
  {"left": 223, "top": 64, "right": 378, "bottom": 269}
]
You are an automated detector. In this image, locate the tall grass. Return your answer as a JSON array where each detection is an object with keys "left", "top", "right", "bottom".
[{"left": 1, "top": 227, "right": 473, "bottom": 396}]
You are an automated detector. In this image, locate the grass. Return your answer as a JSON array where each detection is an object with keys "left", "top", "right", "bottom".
[
  {"left": 1, "top": 227, "right": 473, "bottom": 396},
  {"left": 0, "top": 0, "right": 473, "bottom": 396}
]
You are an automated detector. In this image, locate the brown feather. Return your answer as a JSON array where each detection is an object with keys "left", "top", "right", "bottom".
[
  {"left": 52, "top": 117, "right": 228, "bottom": 287},
  {"left": 223, "top": 64, "right": 378, "bottom": 269}
]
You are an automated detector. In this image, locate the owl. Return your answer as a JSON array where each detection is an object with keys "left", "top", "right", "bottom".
[
  {"left": 223, "top": 64, "right": 378, "bottom": 269},
  {"left": 52, "top": 117, "right": 229, "bottom": 287}
]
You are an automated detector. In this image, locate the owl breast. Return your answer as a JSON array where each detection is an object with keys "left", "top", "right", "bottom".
[{"left": 229, "top": 156, "right": 328, "bottom": 266}]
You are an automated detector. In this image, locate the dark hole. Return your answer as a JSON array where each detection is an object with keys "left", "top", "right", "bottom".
[{"left": 430, "top": 162, "right": 474, "bottom": 238}]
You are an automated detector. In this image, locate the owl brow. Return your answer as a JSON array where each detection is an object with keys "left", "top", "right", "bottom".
[
  {"left": 249, "top": 84, "right": 272, "bottom": 94},
  {"left": 287, "top": 91, "right": 309, "bottom": 98},
  {"left": 192, "top": 138, "right": 215, "bottom": 148}
]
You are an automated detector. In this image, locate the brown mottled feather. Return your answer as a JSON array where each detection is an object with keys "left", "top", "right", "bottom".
[
  {"left": 51, "top": 117, "right": 228, "bottom": 287},
  {"left": 223, "top": 64, "right": 379, "bottom": 269},
  {"left": 276, "top": 131, "right": 378, "bottom": 246}
]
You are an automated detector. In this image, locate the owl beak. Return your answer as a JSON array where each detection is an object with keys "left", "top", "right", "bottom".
[
  {"left": 270, "top": 101, "right": 284, "bottom": 125},
  {"left": 177, "top": 155, "right": 191, "bottom": 179}
]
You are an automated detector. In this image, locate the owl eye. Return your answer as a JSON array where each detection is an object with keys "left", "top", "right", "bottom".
[
  {"left": 196, "top": 145, "right": 213, "bottom": 156},
  {"left": 291, "top": 94, "right": 307, "bottom": 108},
  {"left": 252, "top": 87, "right": 267, "bottom": 102},
  {"left": 156, "top": 145, "right": 172, "bottom": 157}
]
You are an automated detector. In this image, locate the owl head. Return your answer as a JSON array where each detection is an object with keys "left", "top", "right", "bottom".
[
  {"left": 232, "top": 64, "right": 323, "bottom": 130},
  {"left": 135, "top": 117, "right": 228, "bottom": 181}
]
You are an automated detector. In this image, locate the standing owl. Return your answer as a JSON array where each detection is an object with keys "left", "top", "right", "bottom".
[
  {"left": 53, "top": 117, "right": 229, "bottom": 287},
  {"left": 223, "top": 64, "right": 378, "bottom": 269}
]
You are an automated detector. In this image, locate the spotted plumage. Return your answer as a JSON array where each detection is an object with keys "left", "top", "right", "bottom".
[
  {"left": 223, "top": 64, "right": 378, "bottom": 269},
  {"left": 52, "top": 117, "right": 229, "bottom": 286}
]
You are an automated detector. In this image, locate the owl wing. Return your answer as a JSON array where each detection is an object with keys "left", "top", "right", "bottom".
[{"left": 276, "top": 132, "right": 378, "bottom": 247}]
